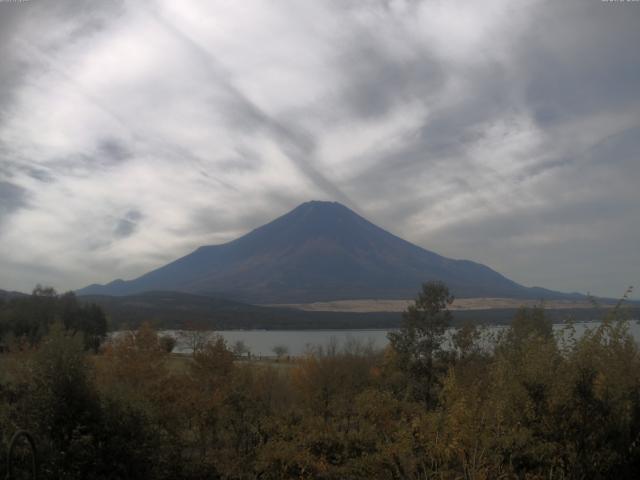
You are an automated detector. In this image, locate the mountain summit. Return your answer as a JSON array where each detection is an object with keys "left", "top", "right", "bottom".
[{"left": 77, "top": 201, "right": 576, "bottom": 302}]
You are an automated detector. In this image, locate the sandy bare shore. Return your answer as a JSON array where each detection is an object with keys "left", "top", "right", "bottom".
[{"left": 268, "top": 298, "right": 602, "bottom": 313}]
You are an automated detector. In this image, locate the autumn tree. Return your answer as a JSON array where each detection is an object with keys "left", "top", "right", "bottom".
[
  {"left": 159, "top": 334, "right": 177, "bottom": 353},
  {"left": 232, "top": 339, "right": 250, "bottom": 358},
  {"left": 272, "top": 345, "right": 289, "bottom": 360},
  {"left": 180, "top": 321, "right": 211, "bottom": 356},
  {"left": 184, "top": 335, "right": 235, "bottom": 468},
  {"left": 387, "top": 280, "right": 454, "bottom": 406},
  {"left": 26, "top": 323, "right": 101, "bottom": 479}
]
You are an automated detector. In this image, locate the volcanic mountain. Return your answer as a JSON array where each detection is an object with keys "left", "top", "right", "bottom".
[{"left": 77, "top": 201, "right": 579, "bottom": 303}]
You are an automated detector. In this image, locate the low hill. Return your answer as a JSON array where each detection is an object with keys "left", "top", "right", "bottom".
[
  {"left": 79, "top": 290, "right": 399, "bottom": 330},
  {"left": 0, "top": 289, "right": 29, "bottom": 301},
  {"left": 78, "top": 290, "right": 625, "bottom": 331}
]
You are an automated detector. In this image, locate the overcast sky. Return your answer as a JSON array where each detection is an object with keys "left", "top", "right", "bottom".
[{"left": 0, "top": 0, "right": 638, "bottom": 298}]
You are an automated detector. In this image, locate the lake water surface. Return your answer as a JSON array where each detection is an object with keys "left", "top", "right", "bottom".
[{"left": 159, "top": 320, "right": 640, "bottom": 357}]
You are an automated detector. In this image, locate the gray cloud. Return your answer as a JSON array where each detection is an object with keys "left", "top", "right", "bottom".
[
  {"left": 97, "top": 138, "right": 131, "bottom": 165},
  {"left": 518, "top": 0, "right": 640, "bottom": 127},
  {"left": 336, "top": 40, "right": 445, "bottom": 120},
  {"left": 0, "top": 0, "right": 638, "bottom": 297},
  {"left": 0, "top": 4, "right": 34, "bottom": 121},
  {"left": 0, "top": 0, "right": 123, "bottom": 116},
  {"left": 114, "top": 209, "right": 144, "bottom": 239},
  {"left": 0, "top": 181, "right": 28, "bottom": 226}
]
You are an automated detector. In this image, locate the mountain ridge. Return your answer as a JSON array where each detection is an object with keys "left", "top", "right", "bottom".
[{"left": 77, "top": 201, "right": 583, "bottom": 303}]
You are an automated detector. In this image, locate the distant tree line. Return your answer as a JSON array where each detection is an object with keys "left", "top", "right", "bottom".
[
  {"left": 1, "top": 282, "right": 639, "bottom": 479},
  {"left": 0, "top": 285, "right": 107, "bottom": 351}
]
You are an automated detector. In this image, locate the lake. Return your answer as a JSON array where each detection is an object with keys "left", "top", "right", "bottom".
[{"left": 158, "top": 320, "right": 640, "bottom": 357}]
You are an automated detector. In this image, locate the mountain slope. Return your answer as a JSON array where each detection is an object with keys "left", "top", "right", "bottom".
[
  {"left": 77, "top": 201, "right": 580, "bottom": 302},
  {"left": 0, "top": 289, "right": 29, "bottom": 300}
]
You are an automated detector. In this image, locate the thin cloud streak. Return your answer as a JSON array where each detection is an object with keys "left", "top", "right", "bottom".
[{"left": 148, "top": 6, "right": 356, "bottom": 208}]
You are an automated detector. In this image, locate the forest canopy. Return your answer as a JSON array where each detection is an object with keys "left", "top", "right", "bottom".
[
  {"left": 0, "top": 283, "right": 639, "bottom": 479},
  {"left": 0, "top": 286, "right": 107, "bottom": 351}
]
